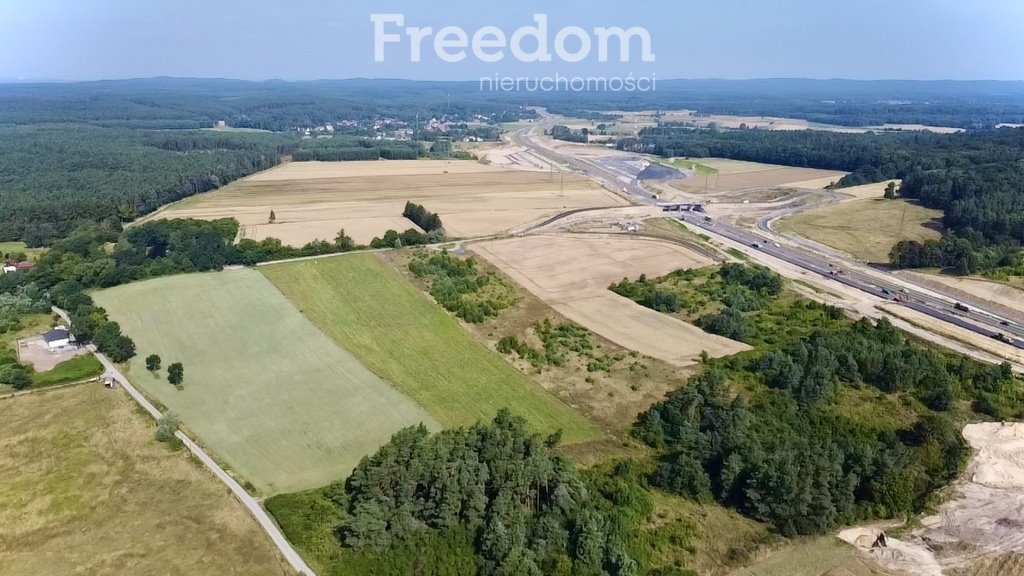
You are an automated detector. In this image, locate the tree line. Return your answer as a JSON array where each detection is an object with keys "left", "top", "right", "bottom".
[{"left": 291, "top": 138, "right": 424, "bottom": 161}]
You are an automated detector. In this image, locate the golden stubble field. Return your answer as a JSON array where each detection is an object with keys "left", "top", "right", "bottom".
[
  {"left": 0, "top": 384, "right": 290, "bottom": 576},
  {"left": 471, "top": 234, "right": 750, "bottom": 366},
  {"left": 672, "top": 158, "right": 848, "bottom": 191},
  {"left": 146, "top": 160, "right": 628, "bottom": 246}
]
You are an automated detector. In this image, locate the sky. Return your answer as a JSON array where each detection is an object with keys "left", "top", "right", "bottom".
[{"left": 1, "top": 0, "right": 1023, "bottom": 82}]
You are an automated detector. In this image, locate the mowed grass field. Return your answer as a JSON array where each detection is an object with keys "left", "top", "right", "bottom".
[
  {"left": 0, "top": 385, "right": 291, "bottom": 576},
  {"left": 93, "top": 269, "right": 437, "bottom": 494},
  {"left": 777, "top": 197, "right": 943, "bottom": 263},
  {"left": 261, "top": 254, "right": 599, "bottom": 443}
]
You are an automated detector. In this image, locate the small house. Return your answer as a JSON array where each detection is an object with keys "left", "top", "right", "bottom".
[{"left": 43, "top": 326, "right": 71, "bottom": 349}]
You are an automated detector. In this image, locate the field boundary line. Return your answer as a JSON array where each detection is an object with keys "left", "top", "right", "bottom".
[
  {"left": 0, "top": 376, "right": 100, "bottom": 401},
  {"left": 83, "top": 341, "right": 316, "bottom": 576}
]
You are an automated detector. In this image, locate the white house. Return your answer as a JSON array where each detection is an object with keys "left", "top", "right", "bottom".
[{"left": 43, "top": 326, "right": 71, "bottom": 349}]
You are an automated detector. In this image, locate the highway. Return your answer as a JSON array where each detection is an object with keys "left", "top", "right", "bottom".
[{"left": 514, "top": 125, "right": 1024, "bottom": 354}]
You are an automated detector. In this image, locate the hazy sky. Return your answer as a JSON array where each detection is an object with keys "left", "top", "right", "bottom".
[{"left": 1, "top": 0, "right": 1023, "bottom": 81}]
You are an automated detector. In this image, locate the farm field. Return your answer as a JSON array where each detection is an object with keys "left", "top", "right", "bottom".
[
  {"left": 0, "top": 384, "right": 291, "bottom": 576},
  {"left": 0, "top": 241, "right": 46, "bottom": 261},
  {"left": 260, "top": 253, "right": 598, "bottom": 443},
  {"left": 471, "top": 235, "right": 749, "bottom": 365},
  {"left": 93, "top": 268, "right": 436, "bottom": 495},
  {"left": 776, "top": 198, "right": 943, "bottom": 263},
  {"left": 667, "top": 158, "right": 847, "bottom": 191},
  {"left": 145, "top": 160, "right": 626, "bottom": 246}
]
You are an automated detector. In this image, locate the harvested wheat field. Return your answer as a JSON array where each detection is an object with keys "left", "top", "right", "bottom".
[
  {"left": 472, "top": 235, "right": 749, "bottom": 366},
  {"left": 0, "top": 384, "right": 290, "bottom": 576},
  {"left": 669, "top": 158, "right": 846, "bottom": 191},
  {"left": 147, "top": 160, "right": 626, "bottom": 245}
]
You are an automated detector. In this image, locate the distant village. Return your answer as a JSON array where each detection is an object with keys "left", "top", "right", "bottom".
[{"left": 214, "top": 111, "right": 519, "bottom": 143}]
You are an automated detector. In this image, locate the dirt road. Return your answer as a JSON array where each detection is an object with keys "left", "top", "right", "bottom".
[{"left": 89, "top": 348, "right": 315, "bottom": 576}]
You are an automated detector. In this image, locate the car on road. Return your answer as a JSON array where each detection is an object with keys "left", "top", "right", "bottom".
[
  {"left": 751, "top": 242, "right": 762, "bottom": 248},
  {"left": 773, "top": 242, "right": 780, "bottom": 248},
  {"left": 992, "top": 332, "right": 1015, "bottom": 345},
  {"left": 1000, "top": 320, "right": 1011, "bottom": 326},
  {"left": 954, "top": 302, "right": 970, "bottom": 312},
  {"left": 881, "top": 288, "right": 891, "bottom": 295}
]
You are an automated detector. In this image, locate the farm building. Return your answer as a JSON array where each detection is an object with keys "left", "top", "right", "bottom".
[
  {"left": 2, "top": 260, "right": 35, "bottom": 273},
  {"left": 43, "top": 327, "right": 72, "bottom": 349}
]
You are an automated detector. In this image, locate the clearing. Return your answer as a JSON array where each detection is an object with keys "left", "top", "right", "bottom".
[
  {"left": 144, "top": 160, "right": 626, "bottom": 245},
  {"left": 93, "top": 268, "right": 436, "bottom": 495},
  {"left": 0, "top": 384, "right": 291, "bottom": 576},
  {"left": 260, "top": 253, "right": 598, "bottom": 443},
  {"left": 776, "top": 198, "right": 943, "bottom": 263},
  {"left": 0, "top": 241, "right": 46, "bottom": 261},
  {"left": 471, "top": 234, "right": 749, "bottom": 366},
  {"left": 840, "top": 423, "right": 1024, "bottom": 576}
]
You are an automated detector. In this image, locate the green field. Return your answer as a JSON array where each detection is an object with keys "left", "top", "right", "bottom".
[
  {"left": 94, "top": 269, "right": 437, "bottom": 494},
  {"left": 31, "top": 354, "right": 103, "bottom": 388},
  {"left": 261, "top": 254, "right": 599, "bottom": 443},
  {"left": 667, "top": 158, "right": 719, "bottom": 176},
  {"left": 0, "top": 241, "right": 45, "bottom": 261}
]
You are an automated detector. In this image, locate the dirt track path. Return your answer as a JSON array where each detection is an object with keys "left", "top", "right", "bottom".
[{"left": 89, "top": 347, "right": 315, "bottom": 576}]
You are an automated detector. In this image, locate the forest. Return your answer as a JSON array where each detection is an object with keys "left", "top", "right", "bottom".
[
  {"left": 621, "top": 126, "right": 1024, "bottom": 274},
  {"left": 0, "top": 125, "right": 289, "bottom": 244},
  {"left": 615, "top": 264, "right": 1022, "bottom": 535}
]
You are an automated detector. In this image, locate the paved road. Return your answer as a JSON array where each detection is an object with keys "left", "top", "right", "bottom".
[
  {"left": 89, "top": 347, "right": 316, "bottom": 576},
  {"left": 514, "top": 123, "right": 1024, "bottom": 354}
]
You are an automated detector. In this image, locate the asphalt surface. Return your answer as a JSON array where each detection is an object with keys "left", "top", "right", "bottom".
[{"left": 515, "top": 126, "right": 1024, "bottom": 353}]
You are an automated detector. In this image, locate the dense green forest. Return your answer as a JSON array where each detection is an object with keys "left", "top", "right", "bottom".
[
  {"left": 621, "top": 127, "right": 1024, "bottom": 274},
  {"left": 0, "top": 125, "right": 289, "bottom": 244},
  {"left": 268, "top": 412, "right": 654, "bottom": 576},
  {"left": 613, "top": 264, "right": 1022, "bottom": 536},
  {"left": 0, "top": 78, "right": 534, "bottom": 130}
]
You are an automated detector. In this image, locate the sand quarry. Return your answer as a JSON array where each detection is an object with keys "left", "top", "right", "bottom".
[
  {"left": 146, "top": 160, "right": 627, "bottom": 246},
  {"left": 840, "top": 422, "right": 1024, "bottom": 576},
  {"left": 472, "top": 234, "right": 749, "bottom": 366}
]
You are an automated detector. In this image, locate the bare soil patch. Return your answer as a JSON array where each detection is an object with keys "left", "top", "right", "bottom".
[
  {"left": 471, "top": 235, "right": 749, "bottom": 366},
  {"left": 15, "top": 336, "right": 88, "bottom": 372}
]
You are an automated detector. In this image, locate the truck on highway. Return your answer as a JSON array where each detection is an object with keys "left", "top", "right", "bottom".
[
  {"left": 954, "top": 302, "right": 970, "bottom": 313},
  {"left": 992, "top": 332, "right": 1015, "bottom": 345}
]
